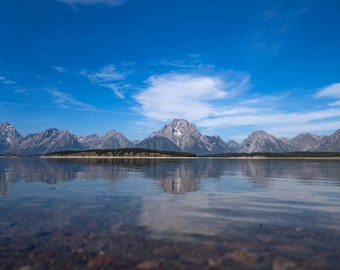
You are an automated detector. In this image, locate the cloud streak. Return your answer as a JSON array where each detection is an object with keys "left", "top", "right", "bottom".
[
  {"left": 48, "top": 89, "right": 94, "bottom": 110},
  {"left": 316, "top": 83, "right": 340, "bottom": 107},
  {"left": 101, "top": 84, "right": 125, "bottom": 99},
  {"left": 316, "top": 83, "right": 340, "bottom": 98},
  {"left": 57, "top": 0, "right": 125, "bottom": 7}
]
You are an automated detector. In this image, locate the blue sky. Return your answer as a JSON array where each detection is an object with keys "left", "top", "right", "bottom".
[{"left": 1, "top": 0, "right": 340, "bottom": 142}]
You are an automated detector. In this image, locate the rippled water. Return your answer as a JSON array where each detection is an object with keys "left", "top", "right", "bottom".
[{"left": 1, "top": 157, "right": 340, "bottom": 269}]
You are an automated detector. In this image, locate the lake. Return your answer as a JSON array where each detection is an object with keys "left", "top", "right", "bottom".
[{"left": 1, "top": 157, "right": 340, "bottom": 269}]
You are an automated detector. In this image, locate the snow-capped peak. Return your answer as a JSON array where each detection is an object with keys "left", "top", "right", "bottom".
[{"left": 174, "top": 121, "right": 182, "bottom": 137}]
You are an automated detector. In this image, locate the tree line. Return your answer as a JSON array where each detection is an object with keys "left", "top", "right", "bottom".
[{"left": 45, "top": 148, "right": 197, "bottom": 157}]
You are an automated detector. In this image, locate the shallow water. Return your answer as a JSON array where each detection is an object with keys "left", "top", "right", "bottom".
[{"left": 1, "top": 157, "right": 340, "bottom": 269}]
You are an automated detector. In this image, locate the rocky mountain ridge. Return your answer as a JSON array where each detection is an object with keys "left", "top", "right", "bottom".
[
  {"left": 0, "top": 120, "right": 339, "bottom": 155},
  {"left": 137, "top": 119, "right": 232, "bottom": 155},
  {"left": 78, "top": 130, "right": 133, "bottom": 150},
  {"left": 281, "top": 133, "right": 327, "bottom": 152},
  {"left": 239, "top": 131, "right": 299, "bottom": 153}
]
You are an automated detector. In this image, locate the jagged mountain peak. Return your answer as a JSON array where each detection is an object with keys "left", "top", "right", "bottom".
[
  {"left": 141, "top": 119, "right": 231, "bottom": 155},
  {"left": 250, "top": 130, "right": 271, "bottom": 137},
  {"left": 316, "top": 129, "right": 340, "bottom": 152},
  {"left": 153, "top": 119, "right": 200, "bottom": 139},
  {"left": 0, "top": 121, "right": 10, "bottom": 128},
  {"left": 17, "top": 128, "right": 82, "bottom": 154},
  {"left": 84, "top": 134, "right": 100, "bottom": 139},
  {"left": 0, "top": 121, "right": 19, "bottom": 134},
  {"left": 288, "top": 133, "right": 322, "bottom": 151},
  {"left": 170, "top": 119, "right": 191, "bottom": 126},
  {"left": 102, "top": 129, "right": 123, "bottom": 138},
  {"left": 82, "top": 129, "right": 132, "bottom": 149},
  {"left": 0, "top": 121, "right": 22, "bottom": 152},
  {"left": 151, "top": 119, "right": 200, "bottom": 143},
  {"left": 239, "top": 130, "right": 298, "bottom": 153},
  {"left": 0, "top": 121, "right": 21, "bottom": 135}
]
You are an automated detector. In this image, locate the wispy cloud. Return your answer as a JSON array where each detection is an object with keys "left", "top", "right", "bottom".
[
  {"left": 81, "top": 65, "right": 124, "bottom": 82},
  {"left": 316, "top": 83, "right": 340, "bottom": 108},
  {"left": 48, "top": 89, "right": 94, "bottom": 110},
  {"left": 56, "top": 0, "right": 125, "bottom": 7},
  {"left": 316, "top": 83, "right": 340, "bottom": 99},
  {"left": 154, "top": 56, "right": 216, "bottom": 71},
  {"left": 51, "top": 66, "right": 66, "bottom": 73},
  {"left": 14, "top": 88, "right": 28, "bottom": 94},
  {"left": 0, "top": 101, "right": 134, "bottom": 115},
  {"left": 101, "top": 84, "right": 125, "bottom": 99},
  {"left": 1, "top": 75, "right": 29, "bottom": 94},
  {"left": 199, "top": 107, "right": 340, "bottom": 136},
  {"left": 80, "top": 65, "right": 127, "bottom": 99},
  {"left": 0, "top": 76, "right": 16, "bottom": 85}
]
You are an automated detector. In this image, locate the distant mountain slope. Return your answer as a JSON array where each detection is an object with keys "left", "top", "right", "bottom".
[
  {"left": 315, "top": 129, "right": 340, "bottom": 152},
  {"left": 239, "top": 131, "right": 299, "bottom": 153},
  {"left": 136, "top": 136, "right": 180, "bottom": 152},
  {"left": 81, "top": 130, "right": 133, "bottom": 149},
  {"left": 227, "top": 140, "right": 240, "bottom": 152},
  {"left": 283, "top": 133, "right": 326, "bottom": 151},
  {"left": 18, "top": 129, "right": 83, "bottom": 154}
]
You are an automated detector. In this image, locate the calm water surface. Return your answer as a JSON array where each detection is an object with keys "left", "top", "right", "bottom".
[{"left": 1, "top": 157, "right": 340, "bottom": 269}]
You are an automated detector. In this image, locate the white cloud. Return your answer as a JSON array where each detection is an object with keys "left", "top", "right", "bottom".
[
  {"left": 199, "top": 108, "right": 340, "bottom": 128},
  {"left": 316, "top": 83, "right": 340, "bottom": 98},
  {"left": 316, "top": 83, "right": 340, "bottom": 107},
  {"left": 57, "top": 0, "right": 125, "bottom": 6},
  {"left": 134, "top": 72, "right": 250, "bottom": 122},
  {"left": 329, "top": 100, "right": 340, "bottom": 106},
  {"left": 48, "top": 89, "right": 94, "bottom": 110}
]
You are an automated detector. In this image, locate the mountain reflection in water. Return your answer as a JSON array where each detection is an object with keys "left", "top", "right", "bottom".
[
  {"left": 1, "top": 158, "right": 340, "bottom": 196},
  {"left": 1, "top": 157, "right": 340, "bottom": 269}
]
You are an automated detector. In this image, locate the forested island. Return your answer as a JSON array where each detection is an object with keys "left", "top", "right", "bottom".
[
  {"left": 42, "top": 148, "right": 340, "bottom": 159},
  {"left": 43, "top": 148, "right": 197, "bottom": 158}
]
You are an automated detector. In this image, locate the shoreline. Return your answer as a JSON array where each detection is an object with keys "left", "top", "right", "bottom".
[
  {"left": 40, "top": 155, "right": 340, "bottom": 160},
  {"left": 41, "top": 155, "right": 198, "bottom": 159}
]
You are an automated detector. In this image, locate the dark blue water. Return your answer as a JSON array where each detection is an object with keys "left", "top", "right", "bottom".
[{"left": 1, "top": 157, "right": 340, "bottom": 269}]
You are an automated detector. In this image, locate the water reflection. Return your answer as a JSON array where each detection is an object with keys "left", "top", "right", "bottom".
[
  {"left": 1, "top": 157, "right": 340, "bottom": 269},
  {"left": 1, "top": 158, "right": 340, "bottom": 196},
  {"left": 241, "top": 159, "right": 340, "bottom": 183},
  {"left": 145, "top": 159, "right": 232, "bottom": 194},
  {"left": 0, "top": 158, "right": 128, "bottom": 195},
  {"left": 136, "top": 159, "right": 340, "bottom": 242}
]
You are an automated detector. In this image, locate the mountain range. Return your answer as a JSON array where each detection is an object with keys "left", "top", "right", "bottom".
[{"left": 1, "top": 120, "right": 339, "bottom": 155}]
